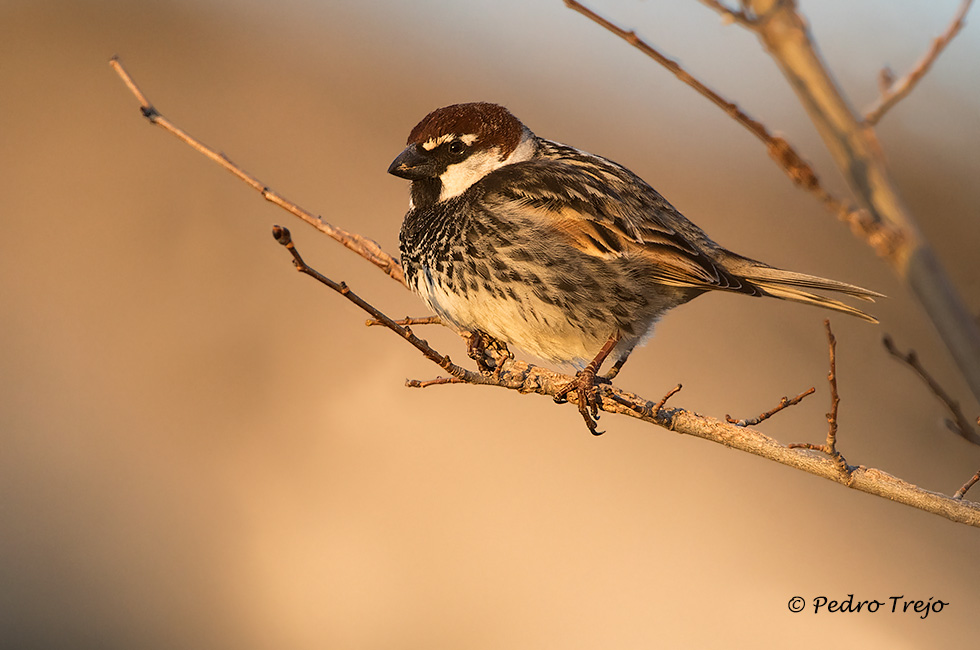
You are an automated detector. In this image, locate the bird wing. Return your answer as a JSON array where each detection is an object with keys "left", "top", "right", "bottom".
[{"left": 478, "top": 154, "right": 756, "bottom": 294}]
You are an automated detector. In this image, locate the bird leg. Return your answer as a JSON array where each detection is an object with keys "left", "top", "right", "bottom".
[
  {"left": 600, "top": 343, "right": 635, "bottom": 381},
  {"left": 554, "top": 333, "right": 621, "bottom": 435},
  {"left": 465, "top": 329, "right": 513, "bottom": 376}
]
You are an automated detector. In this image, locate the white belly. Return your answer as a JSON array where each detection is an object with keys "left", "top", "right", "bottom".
[{"left": 412, "top": 267, "right": 621, "bottom": 368}]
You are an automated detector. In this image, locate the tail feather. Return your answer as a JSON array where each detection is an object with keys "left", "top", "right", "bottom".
[
  {"left": 732, "top": 263, "right": 882, "bottom": 323},
  {"left": 739, "top": 266, "right": 884, "bottom": 302},
  {"left": 752, "top": 283, "right": 879, "bottom": 323}
]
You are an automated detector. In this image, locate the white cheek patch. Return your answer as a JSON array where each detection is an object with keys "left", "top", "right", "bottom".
[
  {"left": 438, "top": 149, "right": 505, "bottom": 201},
  {"left": 434, "top": 127, "right": 537, "bottom": 202}
]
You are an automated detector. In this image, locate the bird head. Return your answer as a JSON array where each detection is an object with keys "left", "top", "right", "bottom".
[{"left": 388, "top": 102, "right": 535, "bottom": 208}]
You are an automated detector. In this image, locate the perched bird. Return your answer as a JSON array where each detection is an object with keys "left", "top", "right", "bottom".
[{"left": 389, "top": 102, "right": 880, "bottom": 433}]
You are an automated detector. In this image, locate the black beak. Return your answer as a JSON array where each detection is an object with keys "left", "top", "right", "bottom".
[{"left": 388, "top": 145, "right": 437, "bottom": 180}]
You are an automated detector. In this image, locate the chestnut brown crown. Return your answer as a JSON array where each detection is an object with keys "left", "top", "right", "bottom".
[{"left": 406, "top": 102, "right": 523, "bottom": 159}]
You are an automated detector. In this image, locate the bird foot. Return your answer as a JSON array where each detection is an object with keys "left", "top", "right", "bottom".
[
  {"left": 554, "top": 367, "right": 605, "bottom": 436},
  {"left": 465, "top": 330, "right": 513, "bottom": 376}
]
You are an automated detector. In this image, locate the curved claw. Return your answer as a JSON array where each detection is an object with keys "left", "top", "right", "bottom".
[{"left": 555, "top": 367, "right": 605, "bottom": 435}]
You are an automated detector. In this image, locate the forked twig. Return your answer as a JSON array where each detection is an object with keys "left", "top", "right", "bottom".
[
  {"left": 882, "top": 335, "right": 980, "bottom": 446},
  {"left": 109, "top": 56, "right": 405, "bottom": 285},
  {"left": 864, "top": 0, "right": 974, "bottom": 125},
  {"left": 726, "top": 386, "right": 815, "bottom": 427},
  {"left": 788, "top": 321, "right": 852, "bottom": 479}
]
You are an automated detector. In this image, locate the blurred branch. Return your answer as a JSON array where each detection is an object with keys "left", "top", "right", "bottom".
[
  {"left": 109, "top": 56, "right": 405, "bottom": 286},
  {"left": 883, "top": 335, "right": 980, "bottom": 446},
  {"left": 273, "top": 226, "right": 980, "bottom": 527},
  {"left": 864, "top": 0, "right": 974, "bottom": 125},
  {"left": 727, "top": 0, "right": 980, "bottom": 406},
  {"left": 565, "top": 0, "right": 980, "bottom": 406},
  {"left": 563, "top": 2, "right": 902, "bottom": 266}
]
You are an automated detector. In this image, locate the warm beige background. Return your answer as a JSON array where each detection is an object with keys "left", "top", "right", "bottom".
[{"left": 2, "top": 1, "right": 978, "bottom": 648}]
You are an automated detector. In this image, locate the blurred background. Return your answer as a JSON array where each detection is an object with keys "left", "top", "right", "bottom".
[{"left": 2, "top": 0, "right": 978, "bottom": 647}]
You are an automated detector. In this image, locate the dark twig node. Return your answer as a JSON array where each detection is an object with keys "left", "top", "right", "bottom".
[
  {"left": 882, "top": 335, "right": 980, "bottom": 446},
  {"left": 726, "top": 386, "right": 816, "bottom": 427}
]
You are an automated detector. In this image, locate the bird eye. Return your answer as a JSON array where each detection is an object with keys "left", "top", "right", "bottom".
[{"left": 448, "top": 140, "right": 466, "bottom": 155}]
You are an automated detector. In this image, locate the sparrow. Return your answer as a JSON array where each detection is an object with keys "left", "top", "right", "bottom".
[{"left": 389, "top": 102, "right": 880, "bottom": 434}]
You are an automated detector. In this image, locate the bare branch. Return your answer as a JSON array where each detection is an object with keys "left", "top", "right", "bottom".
[
  {"left": 654, "top": 384, "right": 683, "bottom": 415},
  {"left": 273, "top": 229, "right": 980, "bottom": 526},
  {"left": 726, "top": 386, "right": 815, "bottom": 427},
  {"left": 113, "top": 54, "right": 980, "bottom": 526},
  {"left": 110, "top": 56, "right": 405, "bottom": 286},
  {"left": 882, "top": 335, "right": 980, "bottom": 446},
  {"left": 864, "top": 0, "right": 974, "bottom": 125}
]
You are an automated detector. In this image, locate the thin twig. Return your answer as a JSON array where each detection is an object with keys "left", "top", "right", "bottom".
[
  {"left": 955, "top": 467, "right": 980, "bottom": 500},
  {"left": 562, "top": 1, "right": 904, "bottom": 260},
  {"left": 826, "top": 320, "right": 841, "bottom": 451},
  {"left": 271, "top": 226, "right": 451, "bottom": 372},
  {"left": 726, "top": 386, "right": 815, "bottom": 427},
  {"left": 788, "top": 321, "right": 851, "bottom": 479},
  {"left": 110, "top": 56, "right": 405, "bottom": 286},
  {"left": 864, "top": 0, "right": 974, "bottom": 125},
  {"left": 654, "top": 384, "right": 683, "bottom": 415},
  {"left": 565, "top": 0, "right": 775, "bottom": 155},
  {"left": 367, "top": 316, "right": 442, "bottom": 327},
  {"left": 882, "top": 335, "right": 980, "bottom": 446}
]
